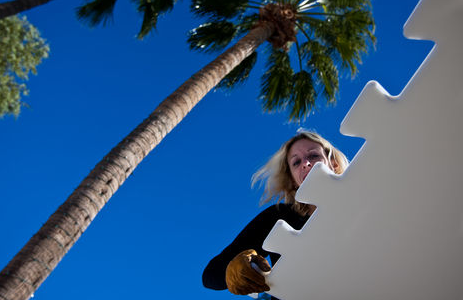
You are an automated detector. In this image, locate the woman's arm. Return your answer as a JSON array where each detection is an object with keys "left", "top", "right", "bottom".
[{"left": 202, "top": 204, "right": 290, "bottom": 290}]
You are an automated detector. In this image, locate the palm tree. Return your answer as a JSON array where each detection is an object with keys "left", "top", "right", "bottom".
[
  {"left": 187, "top": 0, "right": 375, "bottom": 120},
  {"left": 0, "top": 1, "right": 375, "bottom": 299},
  {"left": 0, "top": 0, "right": 53, "bottom": 19}
]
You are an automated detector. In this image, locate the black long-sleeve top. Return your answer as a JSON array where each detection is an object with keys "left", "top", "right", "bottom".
[{"left": 202, "top": 203, "right": 309, "bottom": 290}]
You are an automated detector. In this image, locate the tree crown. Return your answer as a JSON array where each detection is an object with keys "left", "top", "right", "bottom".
[
  {"left": 0, "top": 15, "right": 49, "bottom": 118},
  {"left": 189, "top": 0, "right": 375, "bottom": 121}
]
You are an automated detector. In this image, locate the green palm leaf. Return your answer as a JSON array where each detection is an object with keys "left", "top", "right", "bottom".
[
  {"left": 134, "top": 0, "right": 176, "bottom": 39},
  {"left": 300, "top": 40, "right": 338, "bottom": 102},
  {"left": 299, "top": 6, "right": 374, "bottom": 75},
  {"left": 76, "top": 0, "right": 118, "bottom": 27},
  {"left": 289, "top": 70, "right": 315, "bottom": 121},
  {"left": 187, "top": 21, "right": 238, "bottom": 53},
  {"left": 331, "top": 9, "right": 375, "bottom": 73},
  {"left": 260, "top": 49, "right": 294, "bottom": 113}
]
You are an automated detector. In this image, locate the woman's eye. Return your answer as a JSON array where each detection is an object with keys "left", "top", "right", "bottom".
[
  {"left": 308, "top": 154, "right": 320, "bottom": 160},
  {"left": 293, "top": 160, "right": 301, "bottom": 167}
]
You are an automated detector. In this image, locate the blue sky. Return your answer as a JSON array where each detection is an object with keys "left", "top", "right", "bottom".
[{"left": 0, "top": 1, "right": 432, "bottom": 299}]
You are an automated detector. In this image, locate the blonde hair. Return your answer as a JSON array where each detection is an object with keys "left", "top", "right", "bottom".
[{"left": 252, "top": 130, "right": 348, "bottom": 216}]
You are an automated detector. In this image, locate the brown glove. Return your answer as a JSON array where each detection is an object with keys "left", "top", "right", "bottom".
[{"left": 225, "top": 249, "right": 271, "bottom": 295}]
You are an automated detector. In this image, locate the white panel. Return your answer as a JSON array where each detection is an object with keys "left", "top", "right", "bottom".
[{"left": 262, "top": 0, "right": 463, "bottom": 299}]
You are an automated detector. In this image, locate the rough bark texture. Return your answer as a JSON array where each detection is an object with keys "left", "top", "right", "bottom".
[
  {"left": 0, "top": 22, "right": 275, "bottom": 300},
  {"left": 0, "top": 0, "right": 53, "bottom": 19}
]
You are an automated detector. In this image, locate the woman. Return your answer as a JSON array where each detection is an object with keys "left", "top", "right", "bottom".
[{"left": 202, "top": 131, "right": 348, "bottom": 296}]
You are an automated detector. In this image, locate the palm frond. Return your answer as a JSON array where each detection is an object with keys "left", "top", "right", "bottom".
[
  {"left": 331, "top": 9, "right": 374, "bottom": 74},
  {"left": 187, "top": 21, "right": 238, "bottom": 53},
  {"left": 300, "top": 40, "right": 338, "bottom": 102},
  {"left": 299, "top": 6, "right": 374, "bottom": 75},
  {"left": 289, "top": 70, "right": 315, "bottom": 121},
  {"left": 135, "top": 0, "right": 177, "bottom": 39},
  {"left": 76, "top": 0, "right": 118, "bottom": 27},
  {"left": 190, "top": 0, "right": 249, "bottom": 19},
  {"left": 217, "top": 51, "right": 258, "bottom": 90},
  {"left": 260, "top": 49, "right": 294, "bottom": 113}
]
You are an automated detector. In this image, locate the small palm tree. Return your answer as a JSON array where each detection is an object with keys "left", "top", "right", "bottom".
[
  {"left": 0, "top": 0, "right": 54, "bottom": 19},
  {"left": 0, "top": 1, "right": 374, "bottom": 299}
]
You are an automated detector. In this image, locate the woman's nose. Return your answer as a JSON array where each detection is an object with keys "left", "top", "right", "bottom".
[{"left": 302, "top": 160, "right": 311, "bottom": 168}]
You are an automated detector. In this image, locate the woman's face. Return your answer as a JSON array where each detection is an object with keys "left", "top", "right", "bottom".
[{"left": 287, "top": 138, "right": 329, "bottom": 187}]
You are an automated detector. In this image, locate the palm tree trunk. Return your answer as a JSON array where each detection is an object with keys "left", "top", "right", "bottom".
[
  {"left": 0, "top": 0, "right": 53, "bottom": 19},
  {"left": 0, "top": 21, "right": 275, "bottom": 300}
]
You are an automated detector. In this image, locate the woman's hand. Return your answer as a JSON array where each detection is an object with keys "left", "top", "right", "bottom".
[{"left": 225, "top": 249, "right": 271, "bottom": 295}]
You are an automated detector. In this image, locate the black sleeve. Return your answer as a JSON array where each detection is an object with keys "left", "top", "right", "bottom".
[{"left": 202, "top": 204, "right": 290, "bottom": 290}]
